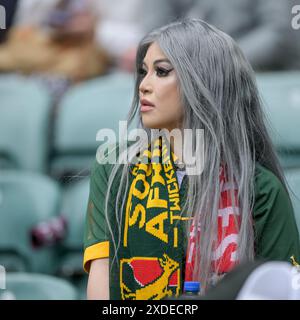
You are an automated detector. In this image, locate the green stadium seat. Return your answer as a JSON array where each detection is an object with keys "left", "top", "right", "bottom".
[
  {"left": 256, "top": 72, "right": 300, "bottom": 169},
  {"left": 75, "top": 275, "right": 88, "bottom": 300},
  {"left": 51, "top": 72, "right": 134, "bottom": 179},
  {"left": 0, "top": 273, "right": 78, "bottom": 300},
  {"left": 285, "top": 169, "right": 300, "bottom": 236},
  {"left": 0, "top": 170, "right": 61, "bottom": 274},
  {"left": 0, "top": 74, "right": 53, "bottom": 172},
  {"left": 57, "top": 178, "right": 89, "bottom": 277},
  {"left": 50, "top": 178, "right": 90, "bottom": 299}
]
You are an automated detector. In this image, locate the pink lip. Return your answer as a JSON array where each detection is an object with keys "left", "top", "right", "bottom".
[{"left": 141, "top": 104, "right": 155, "bottom": 112}]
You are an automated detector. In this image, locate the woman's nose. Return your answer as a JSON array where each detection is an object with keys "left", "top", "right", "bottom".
[{"left": 139, "top": 76, "right": 153, "bottom": 95}]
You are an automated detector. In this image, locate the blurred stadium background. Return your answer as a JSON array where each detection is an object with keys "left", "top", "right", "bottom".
[{"left": 0, "top": 0, "right": 300, "bottom": 300}]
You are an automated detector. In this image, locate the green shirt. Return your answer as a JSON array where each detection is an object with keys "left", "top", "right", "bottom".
[
  {"left": 253, "top": 164, "right": 300, "bottom": 260},
  {"left": 83, "top": 160, "right": 300, "bottom": 299}
]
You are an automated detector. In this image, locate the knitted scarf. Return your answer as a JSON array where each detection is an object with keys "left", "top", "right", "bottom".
[
  {"left": 118, "top": 135, "right": 240, "bottom": 300},
  {"left": 185, "top": 165, "right": 240, "bottom": 284}
]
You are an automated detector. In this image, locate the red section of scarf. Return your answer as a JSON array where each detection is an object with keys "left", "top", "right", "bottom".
[{"left": 184, "top": 166, "right": 241, "bottom": 281}]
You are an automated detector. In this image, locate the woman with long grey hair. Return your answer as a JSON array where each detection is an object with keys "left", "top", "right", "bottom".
[{"left": 83, "top": 19, "right": 300, "bottom": 300}]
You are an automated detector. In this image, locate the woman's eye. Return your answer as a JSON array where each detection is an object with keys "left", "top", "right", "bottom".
[
  {"left": 138, "top": 68, "right": 147, "bottom": 77},
  {"left": 156, "top": 67, "right": 171, "bottom": 77},
  {"left": 138, "top": 67, "right": 172, "bottom": 77}
]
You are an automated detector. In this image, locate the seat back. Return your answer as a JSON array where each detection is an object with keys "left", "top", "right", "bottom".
[
  {"left": 256, "top": 72, "right": 300, "bottom": 168},
  {"left": 0, "top": 171, "right": 61, "bottom": 273},
  {"left": 61, "top": 178, "right": 90, "bottom": 250},
  {"left": 0, "top": 75, "right": 52, "bottom": 172},
  {"left": 51, "top": 72, "right": 134, "bottom": 178},
  {"left": 0, "top": 273, "right": 77, "bottom": 300},
  {"left": 57, "top": 178, "right": 90, "bottom": 277}
]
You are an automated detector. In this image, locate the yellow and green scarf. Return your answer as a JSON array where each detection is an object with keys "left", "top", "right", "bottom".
[{"left": 112, "top": 135, "right": 190, "bottom": 300}]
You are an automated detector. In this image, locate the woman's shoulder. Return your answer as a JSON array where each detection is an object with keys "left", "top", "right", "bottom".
[
  {"left": 91, "top": 141, "right": 135, "bottom": 181},
  {"left": 254, "top": 163, "right": 286, "bottom": 197},
  {"left": 253, "top": 164, "right": 300, "bottom": 261},
  {"left": 253, "top": 162, "right": 292, "bottom": 218},
  {"left": 91, "top": 144, "right": 120, "bottom": 179}
]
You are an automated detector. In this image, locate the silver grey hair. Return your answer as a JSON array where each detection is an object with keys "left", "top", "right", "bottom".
[{"left": 103, "top": 19, "right": 287, "bottom": 291}]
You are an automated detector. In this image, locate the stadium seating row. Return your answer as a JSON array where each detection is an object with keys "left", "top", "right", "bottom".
[
  {"left": 0, "top": 72, "right": 134, "bottom": 176},
  {"left": 0, "top": 273, "right": 78, "bottom": 300},
  {"left": 0, "top": 170, "right": 89, "bottom": 298},
  {"left": 1, "top": 72, "right": 300, "bottom": 176}
]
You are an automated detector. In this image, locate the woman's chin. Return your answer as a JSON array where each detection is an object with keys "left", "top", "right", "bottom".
[{"left": 141, "top": 121, "right": 163, "bottom": 130}]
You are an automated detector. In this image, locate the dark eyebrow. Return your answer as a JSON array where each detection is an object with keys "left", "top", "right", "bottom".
[{"left": 142, "top": 59, "right": 172, "bottom": 67}]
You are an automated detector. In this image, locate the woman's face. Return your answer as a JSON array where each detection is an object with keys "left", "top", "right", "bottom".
[{"left": 139, "top": 42, "right": 184, "bottom": 132}]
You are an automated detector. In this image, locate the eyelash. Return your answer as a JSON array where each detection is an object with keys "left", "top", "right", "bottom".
[{"left": 138, "top": 67, "right": 172, "bottom": 78}]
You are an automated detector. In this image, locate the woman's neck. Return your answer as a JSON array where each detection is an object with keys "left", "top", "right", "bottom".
[{"left": 163, "top": 129, "right": 184, "bottom": 164}]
